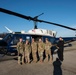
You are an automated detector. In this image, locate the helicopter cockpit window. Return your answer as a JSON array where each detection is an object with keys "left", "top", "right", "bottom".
[
  {"left": 25, "top": 36, "right": 31, "bottom": 43},
  {"left": 11, "top": 36, "right": 20, "bottom": 45},
  {"left": 3, "top": 34, "right": 13, "bottom": 43}
]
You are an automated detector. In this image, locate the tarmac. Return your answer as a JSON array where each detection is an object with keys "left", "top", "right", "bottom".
[{"left": 0, "top": 41, "right": 76, "bottom": 75}]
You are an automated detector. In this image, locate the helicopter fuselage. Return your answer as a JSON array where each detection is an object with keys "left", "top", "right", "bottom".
[{"left": 0, "top": 29, "right": 56, "bottom": 55}]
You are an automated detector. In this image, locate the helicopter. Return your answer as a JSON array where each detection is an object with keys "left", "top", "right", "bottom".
[{"left": 0, "top": 8, "right": 76, "bottom": 56}]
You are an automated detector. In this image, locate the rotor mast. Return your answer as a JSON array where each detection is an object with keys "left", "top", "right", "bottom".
[{"left": 34, "top": 13, "right": 44, "bottom": 29}]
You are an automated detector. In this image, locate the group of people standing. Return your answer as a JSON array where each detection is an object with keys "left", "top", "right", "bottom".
[
  {"left": 17, "top": 37, "right": 64, "bottom": 65},
  {"left": 17, "top": 38, "right": 53, "bottom": 65}
]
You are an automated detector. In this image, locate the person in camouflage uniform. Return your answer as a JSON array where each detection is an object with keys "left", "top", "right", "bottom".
[
  {"left": 17, "top": 38, "right": 24, "bottom": 65},
  {"left": 24, "top": 40, "right": 31, "bottom": 63},
  {"left": 44, "top": 38, "right": 52, "bottom": 62},
  {"left": 31, "top": 38, "right": 37, "bottom": 63},
  {"left": 38, "top": 38, "right": 44, "bottom": 62}
]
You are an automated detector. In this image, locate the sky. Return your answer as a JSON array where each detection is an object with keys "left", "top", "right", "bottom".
[{"left": 0, "top": 0, "right": 76, "bottom": 37}]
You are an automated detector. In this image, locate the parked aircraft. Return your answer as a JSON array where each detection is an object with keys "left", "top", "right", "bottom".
[{"left": 0, "top": 8, "right": 76, "bottom": 56}]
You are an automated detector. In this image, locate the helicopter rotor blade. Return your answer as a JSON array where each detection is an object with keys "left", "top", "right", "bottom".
[
  {"left": 0, "top": 8, "right": 76, "bottom": 31},
  {"left": 0, "top": 8, "right": 34, "bottom": 20},
  {"left": 36, "top": 19, "right": 76, "bottom": 31}
]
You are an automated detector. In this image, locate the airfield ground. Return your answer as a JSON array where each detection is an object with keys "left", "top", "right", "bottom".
[{"left": 0, "top": 41, "right": 76, "bottom": 75}]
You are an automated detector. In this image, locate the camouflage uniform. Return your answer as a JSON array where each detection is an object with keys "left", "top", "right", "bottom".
[
  {"left": 24, "top": 44, "right": 31, "bottom": 63},
  {"left": 31, "top": 42, "right": 37, "bottom": 62},
  {"left": 38, "top": 41, "right": 44, "bottom": 62},
  {"left": 17, "top": 42, "right": 24, "bottom": 64},
  {"left": 45, "top": 41, "right": 52, "bottom": 62}
]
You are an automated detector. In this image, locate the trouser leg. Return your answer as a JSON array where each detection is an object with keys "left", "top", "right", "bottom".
[
  {"left": 60, "top": 50, "right": 64, "bottom": 61},
  {"left": 39, "top": 52, "right": 43, "bottom": 62},
  {"left": 22, "top": 55, "right": 24, "bottom": 64},
  {"left": 49, "top": 50, "right": 52, "bottom": 62},
  {"left": 25, "top": 53, "right": 30, "bottom": 63},
  {"left": 25, "top": 56, "right": 27, "bottom": 63},
  {"left": 18, "top": 56, "right": 21, "bottom": 64},
  {"left": 45, "top": 50, "right": 48, "bottom": 62},
  {"left": 32, "top": 53, "right": 37, "bottom": 62},
  {"left": 27, "top": 53, "right": 30, "bottom": 63},
  {"left": 45, "top": 53, "right": 48, "bottom": 62}
]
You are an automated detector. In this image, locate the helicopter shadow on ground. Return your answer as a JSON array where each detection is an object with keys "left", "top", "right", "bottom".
[
  {"left": 0, "top": 54, "right": 18, "bottom": 62},
  {"left": 53, "top": 58, "right": 62, "bottom": 75}
]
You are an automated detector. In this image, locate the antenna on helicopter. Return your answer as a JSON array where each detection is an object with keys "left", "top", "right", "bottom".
[
  {"left": 4, "top": 26, "right": 14, "bottom": 33},
  {"left": 34, "top": 13, "right": 44, "bottom": 29}
]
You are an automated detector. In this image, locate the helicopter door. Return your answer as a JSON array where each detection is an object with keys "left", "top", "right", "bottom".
[{"left": 8, "top": 34, "right": 23, "bottom": 53}]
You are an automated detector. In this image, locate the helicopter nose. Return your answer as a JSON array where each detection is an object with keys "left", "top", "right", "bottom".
[{"left": 0, "top": 40, "right": 7, "bottom": 46}]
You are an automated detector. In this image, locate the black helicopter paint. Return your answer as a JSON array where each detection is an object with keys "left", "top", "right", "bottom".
[{"left": 0, "top": 8, "right": 76, "bottom": 56}]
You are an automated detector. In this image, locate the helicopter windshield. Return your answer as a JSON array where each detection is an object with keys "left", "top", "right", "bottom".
[{"left": 3, "top": 33, "right": 13, "bottom": 43}]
